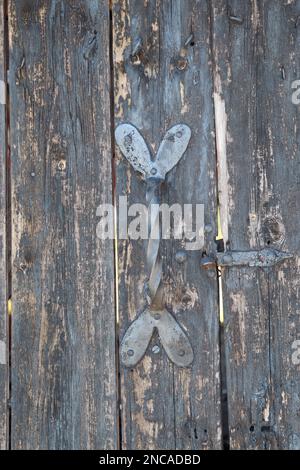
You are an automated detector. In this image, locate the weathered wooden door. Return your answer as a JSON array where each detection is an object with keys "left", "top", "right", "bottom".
[{"left": 0, "top": 0, "right": 300, "bottom": 450}]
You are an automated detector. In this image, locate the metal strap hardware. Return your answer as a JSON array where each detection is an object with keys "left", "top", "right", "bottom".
[
  {"left": 115, "top": 123, "right": 193, "bottom": 368},
  {"left": 200, "top": 248, "right": 292, "bottom": 270},
  {"left": 217, "top": 248, "right": 292, "bottom": 268}
]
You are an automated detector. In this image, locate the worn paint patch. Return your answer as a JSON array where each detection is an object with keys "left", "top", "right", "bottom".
[
  {"left": 0, "top": 340, "right": 6, "bottom": 365},
  {"left": 213, "top": 73, "right": 229, "bottom": 245},
  {"left": 248, "top": 212, "right": 258, "bottom": 248},
  {"left": 230, "top": 291, "right": 246, "bottom": 364},
  {"left": 180, "top": 81, "right": 188, "bottom": 114},
  {"left": 114, "top": 3, "right": 131, "bottom": 117},
  {"left": 0, "top": 80, "right": 5, "bottom": 104}
]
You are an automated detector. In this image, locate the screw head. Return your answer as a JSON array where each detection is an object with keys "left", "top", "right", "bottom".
[
  {"left": 178, "top": 349, "right": 185, "bottom": 357},
  {"left": 175, "top": 250, "right": 187, "bottom": 264},
  {"left": 154, "top": 313, "right": 161, "bottom": 320},
  {"left": 127, "top": 349, "right": 134, "bottom": 357},
  {"left": 152, "top": 345, "right": 160, "bottom": 354},
  {"left": 30, "top": 171, "right": 35, "bottom": 177},
  {"left": 150, "top": 167, "right": 157, "bottom": 175}
]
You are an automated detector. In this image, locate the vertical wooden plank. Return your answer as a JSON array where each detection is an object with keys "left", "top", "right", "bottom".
[
  {"left": 0, "top": 0, "right": 8, "bottom": 451},
  {"left": 9, "top": 0, "right": 118, "bottom": 449},
  {"left": 113, "top": 0, "right": 222, "bottom": 449},
  {"left": 212, "top": 0, "right": 300, "bottom": 449}
]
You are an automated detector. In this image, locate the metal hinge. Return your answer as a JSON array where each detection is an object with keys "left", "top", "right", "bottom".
[{"left": 200, "top": 248, "right": 292, "bottom": 270}]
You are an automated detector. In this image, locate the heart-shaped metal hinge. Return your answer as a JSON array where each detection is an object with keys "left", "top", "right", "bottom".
[{"left": 115, "top": 123, "right": 193, "bottom": 368}]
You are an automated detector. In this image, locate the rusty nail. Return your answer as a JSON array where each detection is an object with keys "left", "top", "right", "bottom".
[
  {"left": 184, "top": 33, "right": 194, "bottom": 47},
  {"left": 176, "top": 57, "right": 188, "bottom": 71},
  {"left": 229, "top": 15, "right": 244, "bottom": 24},
  {"left": 132, "top": 38, "right": 142, "bottom": 57}
]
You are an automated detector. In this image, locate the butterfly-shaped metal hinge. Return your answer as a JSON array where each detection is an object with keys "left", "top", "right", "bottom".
[{"left": 115, "top": 123, "right": 193, "bottom": 368}]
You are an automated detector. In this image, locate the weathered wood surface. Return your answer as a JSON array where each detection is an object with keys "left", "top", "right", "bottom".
[
  {"left": 0, "top": 0, "right": 8, "bottom": 451},
  {"left": 9, "top": 0, "right": 117, "bottom": 449},
  {"left": 113, "top": 0, "right": 221, "bottom": 449},
  {"left": 212, "top": 0, "right": 300, "bottom": 449}
]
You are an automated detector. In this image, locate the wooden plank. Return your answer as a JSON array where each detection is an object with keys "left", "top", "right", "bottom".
[
  {"left": 9, "top": 0, "right": 118, "bottom": 449},
  {"left": 0, "top": 0, "right": 8, "bottom": 451},
  {"left": 212, "top": 0, "right": 300, "bottom": 449},
  {"left": 113, "top": 0, "right": 222, "bottom": 449}
]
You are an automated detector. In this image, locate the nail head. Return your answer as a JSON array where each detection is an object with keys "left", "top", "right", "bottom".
[{"left": 175, "top": 250, "right": 187, "bottom": 264}]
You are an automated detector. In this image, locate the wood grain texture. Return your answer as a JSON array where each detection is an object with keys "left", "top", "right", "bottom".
[
  {"left": 0, "top": 0, "right": 8, "bottom": 451},
  {"left": 113, "top": 0, "right": 222, "bottom": 450},
  {"left": 9, "top": 0, "right": 117, "bottom": 449},
  {"left": 212, "top": 0, "right": 300, "bottom": 449}
]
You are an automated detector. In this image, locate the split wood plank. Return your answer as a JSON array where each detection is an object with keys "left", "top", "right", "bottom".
[
  {"left": 0, "top": 0, "right": 8, "bottom": 451},
  {"left": 212, "top": 0, "right": 300, "bottom": 449},
  {"left": 113, "top": 0, "right": 222, "bottom": 450},
  {"left": 9, "top": 0, "right": 118, "bottom": 449}
]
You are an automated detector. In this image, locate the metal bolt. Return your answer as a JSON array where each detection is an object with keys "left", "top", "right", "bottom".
[
  {"left": 152, "top": 345, "right": 160, "bottom": 354},
  {"left": 200, "top": 255, "right": 216, "bottom": 270},
  {"left": 178, "top": 349, "right": 185, "bottom": 357},
  {"left": 127, "top": 349, "right": 134, "bottom": 357},
  {"left": 204, "top": 224, "right": 213, "bottom": 234},
  {"left": 150, "top": 167, "right": 157, "bottom": 175},
  {"left": 154, "top": 313, "right": 161, "bottom": 320},
  {"left": 175, "top": 57, "right": 188, "bottom": 71},
  {"left": 175, "top": 250, "right": 187, "bottom": 264}
]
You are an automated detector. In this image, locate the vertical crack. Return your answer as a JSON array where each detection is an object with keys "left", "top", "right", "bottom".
[
  {"left": 109, "top": 0, "right": 122, "bottom": 451},
  {"left": 3, "top": 0, "right": 11, "bottom": 451},
  {"left": 208, "top": 1, "right": 230, "bottom": 450}
]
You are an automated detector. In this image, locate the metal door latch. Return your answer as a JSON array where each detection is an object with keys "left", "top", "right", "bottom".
[
  {"left": 115, "top": 123, "right": 193, "bottom": 368},
  {"left": 200, "top": 248, "right": 292, "bottom": 270},
  {"left": 217, "top": 248, "right": 292, "bottom": 268}
]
